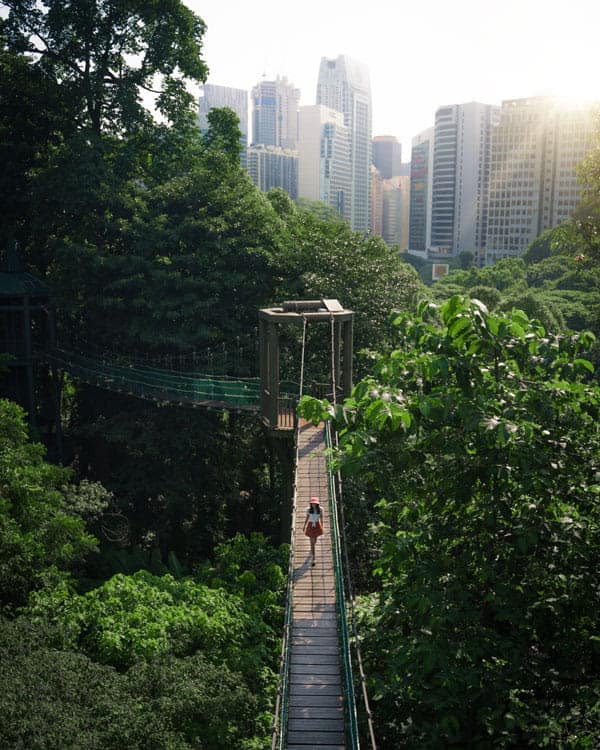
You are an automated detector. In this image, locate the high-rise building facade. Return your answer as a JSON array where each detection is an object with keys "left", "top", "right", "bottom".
[
  {"left": 199, "top": 84, "right": 248, "bottom": 166},
  {"left": 251, "top": 76, "right": 300, "bottom": 149},
  {"left": 408, "top": 127, "right": 434, "bottom": 253},
  {"left": 247, "top": 145, "right": 298, "bottom": 199},
  {"left": 317, "top": 55, "right": 372, "bottom": 232},
  {"left": 298, "top": 105, "right": 351, "bottom": 221},
  {"left": 485, "top": 97, "right": 597, "bottom": 264},
  {"left": 430, "top": 102, "right": 499, "bottom": 262},
  {"left": 382, "top": 176, "right": 410, "bottom": 249},
  {"left": 370, "top": 166, "right": 384, "bottom": 236},
  {"left": 372, "top": 135, "right": 402, "bottom": 179}
]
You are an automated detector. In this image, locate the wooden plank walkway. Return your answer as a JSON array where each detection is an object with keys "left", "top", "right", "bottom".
[{"left": 287, "top": 419, "right": 345, "bottom": 750}]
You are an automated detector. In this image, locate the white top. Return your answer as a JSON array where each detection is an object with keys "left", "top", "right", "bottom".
[{"left": 308, "top": 511, "right": 321, "bottom": 527}]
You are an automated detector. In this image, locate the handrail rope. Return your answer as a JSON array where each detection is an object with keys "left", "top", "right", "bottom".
[
  {"left": 45, "top": 357, "right": 258, "bottom": 396},
  {"left": 329, "top": 314, "right": 377, "bottom": 749},
  {"left": 332, "top": 430, "right": 378, "bottom": 750},
  {"left": 326, "top": 422, "right": 360, "bottom": 750},
  {"left": 328, "top": 315, "right": 361, "bottom": 748},
  {"left": 271, "top": 316, "right": 308, "bottom": 750},
  {"left": 43, "top": 348, "right": 264, "bottom": 386},
  {"left": 58, "top": 331, "right": 257, "bottom": 366},
  {"left": 43, "top": 357, "right": 262, "bottom": 407},
  {"left": 50, "top": 346, "right": 256, "bottom": 380}
]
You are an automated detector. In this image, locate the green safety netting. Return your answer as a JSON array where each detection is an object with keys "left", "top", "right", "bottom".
[{"left": 43, "top": 348, "right": 284, "bottom": 408}]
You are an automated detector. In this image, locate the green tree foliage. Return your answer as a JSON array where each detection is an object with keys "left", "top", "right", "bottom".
[
  {"left": 71, "top": 399, "right": 284, "bottom": 574},
  {"left": 270, "top": 191, "right": 424, "bottom": 355},
  {"left": 0, "top": 616, "right": 266, "bottom": 750},
  {"left": 0, "top": 47, "right": 75, "bottom": 245},
  {"left": 29, "top": 571, "right": 255, "bottom": 669},
  {"left": 522, "top": 227, "right": 560, "bottom": 264},
  {"left": 202, "top": 106, "right": 243, "bottom": 163},
  {"left": 567, "top": 113, "right": 600, "bottom": 262},
  {"left": 19, "top": 533, "right": 286, "bottom": 748},
  {"left": 53, "top": 152, "right": 285, "bottom": 352},
  {"left": 433, "top": 253, "right": 599, "bottom": 335},
  {"left": 30, "top": 533, "right": 286, "bottom": 669},
  {"left": 0, "top": 399, "right": 100, "bottom": 609},
  {"left": 301, "top": 298, "right": 600, "bottom": 748},
  {"left": 1, "top": 0, "right": 208, "bottom": 134},
  {"left": 467, "top": 285, "right": 501, "bottom": 311}
]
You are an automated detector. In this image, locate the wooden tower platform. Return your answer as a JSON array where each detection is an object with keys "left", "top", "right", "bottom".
[{"left": 287, "top": 419, "right": 346, "bottom": 749}]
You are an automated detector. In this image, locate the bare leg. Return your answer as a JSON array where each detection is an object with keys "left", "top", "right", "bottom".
[{"left": 310, "top": 538, "right": 316, "bottom": 565}]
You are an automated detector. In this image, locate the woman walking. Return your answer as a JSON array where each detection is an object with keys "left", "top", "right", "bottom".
[{"left": 303, "top": 497, "right": 324, "bottom": 567}]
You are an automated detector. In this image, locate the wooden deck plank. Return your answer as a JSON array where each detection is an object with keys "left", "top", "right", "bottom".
[
  {"left": 289, "top": 684, "right": 345, "bottom": 697},
  {"left": 288, "top": 718, "right": 345, "bottom": 732},
  {"left": 289, "top": 694, "right": 344, "bottom": 708},
  {"left": 292, "top": 653, "right": 340, "bottom": 665},
  {"left": 288, "top": 730, "right": 344, "bottom": 748},
  {"left": 289, "top": 705, "right": 344, "bottom": 721},
  {"left": 291, "top": 662, "right": 340, "bottom": 675}
]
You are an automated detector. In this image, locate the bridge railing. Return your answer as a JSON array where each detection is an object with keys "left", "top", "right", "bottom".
[
  {"left": 325, "top": 424, "right": 378, "bottom": 750},
  {"left": 270, "top": 422, "right": 300, "bottom": 749},
  {"left": 325, "top": 422, "right": 360, "bottom": 749},
  {"left": 41, "top": 347, "right": 262, "bottom": 408}
]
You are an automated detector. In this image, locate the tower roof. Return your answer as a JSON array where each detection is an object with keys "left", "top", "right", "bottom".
[{"left": 0, "top": 242, "right": 49, "bottom": 298}]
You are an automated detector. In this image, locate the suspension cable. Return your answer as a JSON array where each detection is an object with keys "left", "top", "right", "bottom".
[
  {"left": 330, "top": 313, "right": 338, "bottom": 407},
  {"left": 299, "top": 314, "right": 308, "bottom": 398}
]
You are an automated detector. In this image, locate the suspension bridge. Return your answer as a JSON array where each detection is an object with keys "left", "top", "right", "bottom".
[{"left": 3, "top": 285, "right": 376, "bottom": 748}]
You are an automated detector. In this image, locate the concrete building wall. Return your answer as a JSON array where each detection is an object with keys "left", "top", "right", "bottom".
[
  {"left": 382, "top": 176, "right": 410, "bottom": 249},
  {"left": 409, "top": 127, "right": 434, "bottom": 252},
  {"left": 247, "top": 145, "right": 298, "bottom": 199},
  {"left": 430, "top": 102, "right": 499, "bottom": 261},
  {"left": 199, "top": 84, "right": 248, "bottom": 166},
  {"left": 251, "top": 76, "right": 300, "bottom": 149},
  {"left": 317, "top": 55, "right": 372, "bottom": 232},
  {"left": 486, "top": 98, "right": 596, "bottom": 264},
  {"left": 370, "top": 166, "right": 383, "bottom": 236},
  {"left": 372, "top": 135, "right": 402, "bottom": 179},
  {"left": 298, "top": 105, "right": 351, "bottom": 221}
]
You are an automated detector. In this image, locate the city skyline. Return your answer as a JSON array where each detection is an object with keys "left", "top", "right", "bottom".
[{"left": 185, "top": 0, "right": 599, "bottom": 153}]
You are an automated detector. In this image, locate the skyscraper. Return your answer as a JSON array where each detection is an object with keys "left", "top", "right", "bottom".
[
  {"left": 198, "top": 84, "right": 248, "bottom": 166},
  {"left": 430, "top": 102, "right": 499, "bottom": 262},
  {"left": 247, "top": 145, "right": 298, "bottom": 199},
  {"left": 251, "top": 76, "right": 300, "bottom": 149},
  {"left": 382, "top": 176, "right": 410, "bottom": 249},
  {"left": 298, "top": 105, "right": 351, "bottom": 221},
  {"left": 408, "top": 127, "right": 434, "bottom": 253},
  {"left": 370, "top": 165, "right": 384, "bottom": 236},
  {"left": 485, "top": 97, "right": 597, "bottom": 264},
  {"left": 372, "top": 135, "right": 402, "bottom": 179},
  {"left": 317, "top": 55, "right": 372, "bottom": 232}
]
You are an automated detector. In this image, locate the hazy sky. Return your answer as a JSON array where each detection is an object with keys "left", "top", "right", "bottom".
[{"left": 187, "top": 0, "right": 599, "bottom": 156}]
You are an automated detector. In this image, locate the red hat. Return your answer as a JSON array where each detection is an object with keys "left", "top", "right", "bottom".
[{"left": 310, "top": 497, "right": 320, "bottom": 504}]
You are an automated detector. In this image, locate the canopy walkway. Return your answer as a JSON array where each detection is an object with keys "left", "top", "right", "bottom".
[
  {"left": 17, "top": 295, "right": 374, "bottom": 746},
  {"left": 272, "top": 418, "right": 376, "bottom": 749}
]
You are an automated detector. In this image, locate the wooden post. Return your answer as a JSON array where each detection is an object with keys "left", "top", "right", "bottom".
[
  {"left": 47, "top": 307, "right": 63, "bottom": 462},
  {"left": 342, "top": 317, "right": 354, "bottom": 398},
  {"left": 22, "top": 295, "right": 36, "bottom": 428},
  {"left": 268, "top": 322, "right": 279, "bottom": 427},
  {"left": 259, "top": 317, "right": 268, "bottom": 421},
  {"left": 333, "top": 319, "right": 341, "bottom": 392}
]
